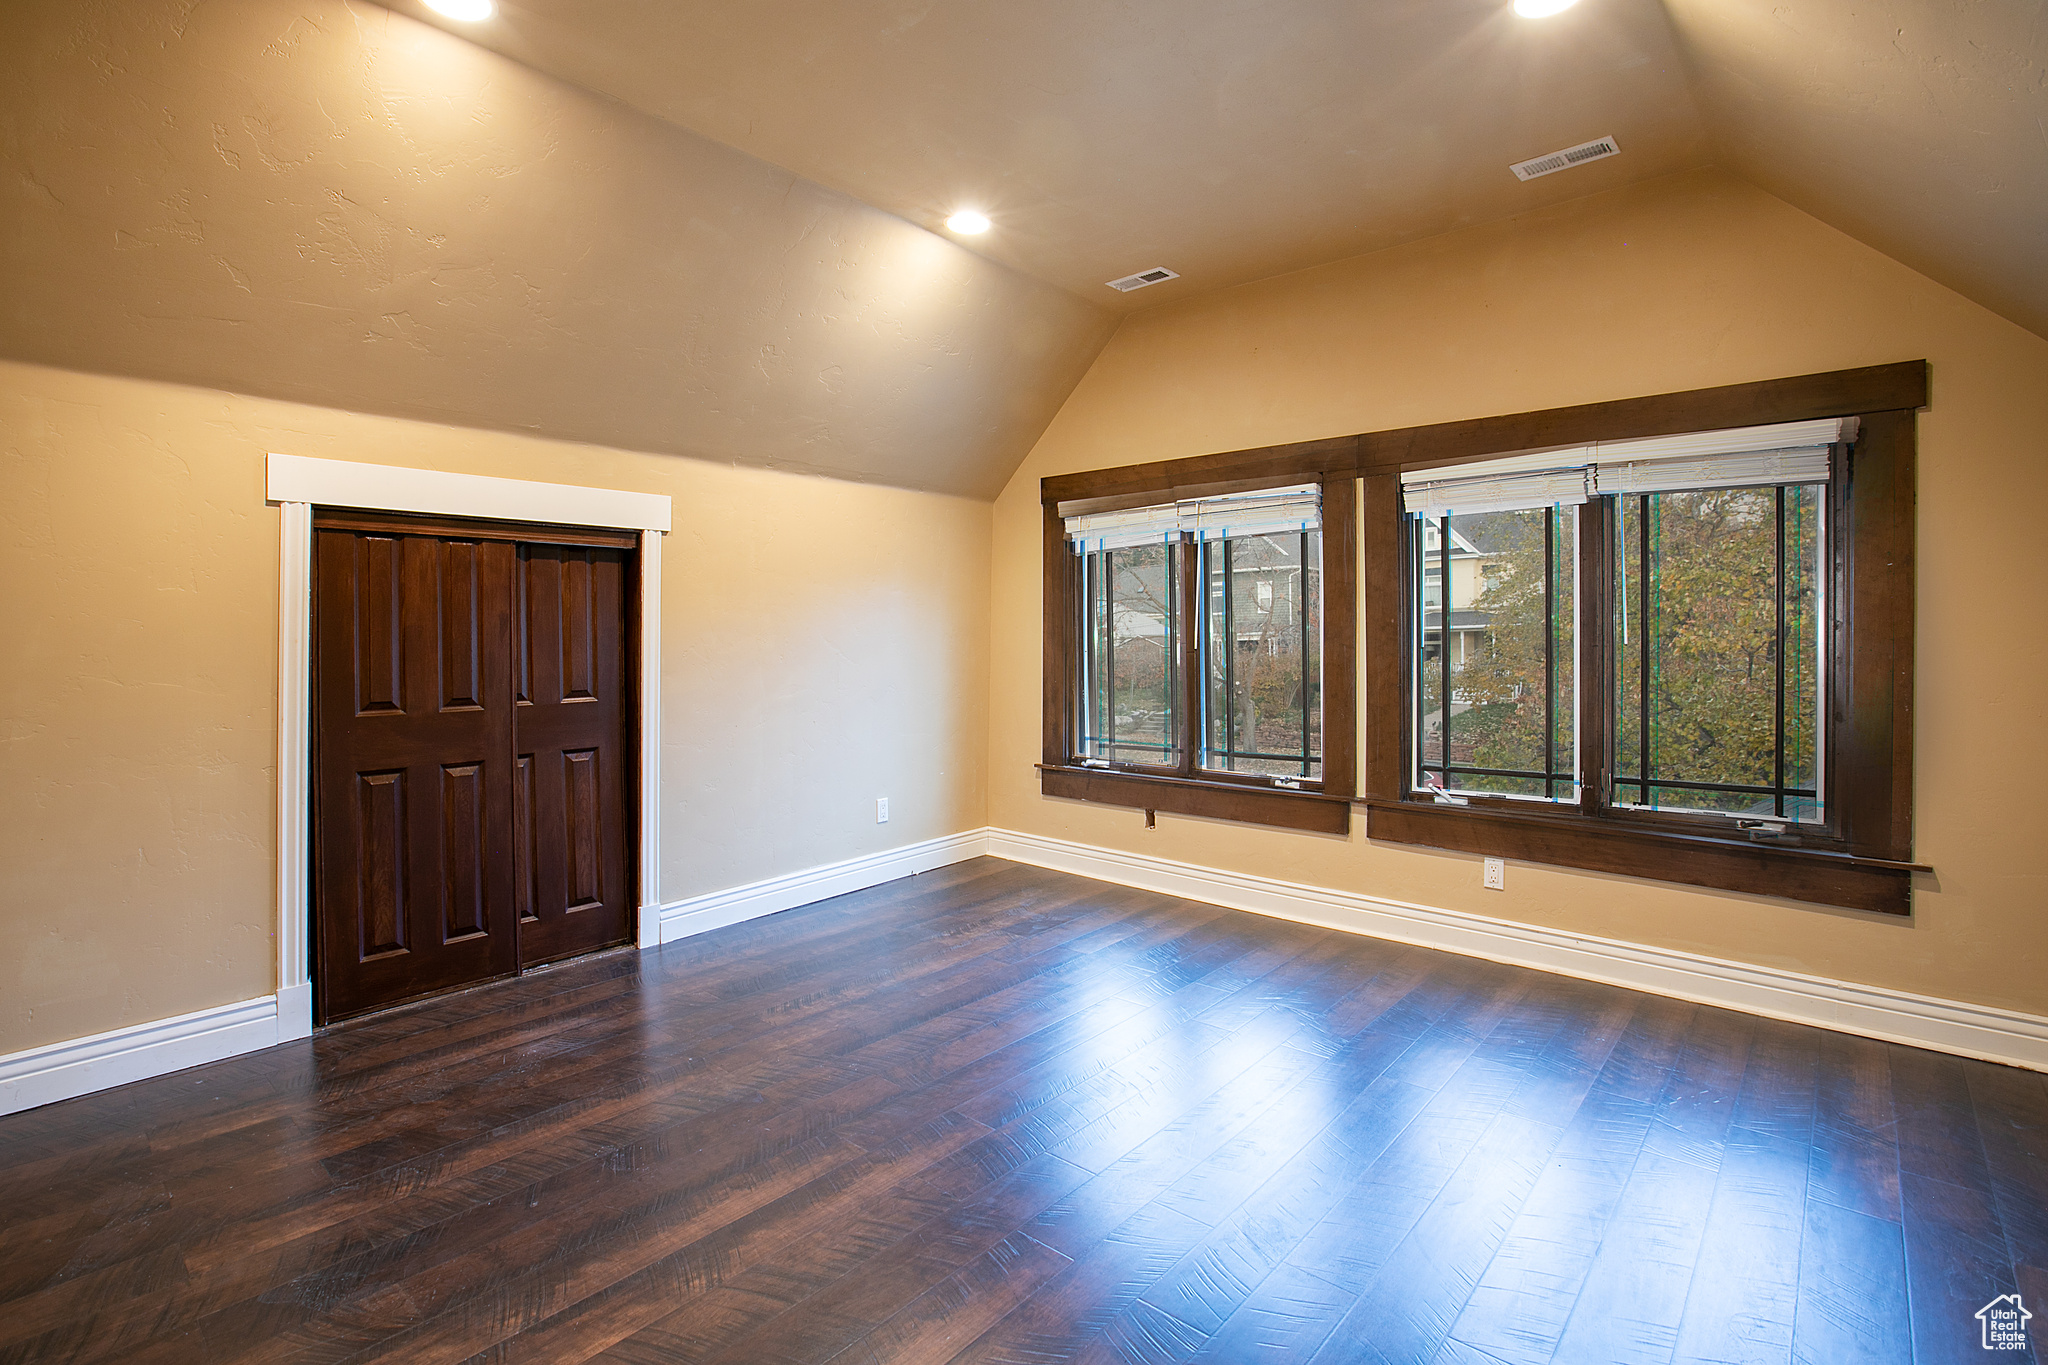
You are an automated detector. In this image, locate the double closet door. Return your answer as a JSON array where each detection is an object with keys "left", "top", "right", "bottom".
[{"left": 312, "top": 511, "right": 635, "bottom": 1023}]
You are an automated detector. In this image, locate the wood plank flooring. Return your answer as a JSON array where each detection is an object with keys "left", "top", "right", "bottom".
[{"left": 2, "top": 857, "right": 2044, "bottom": 1364}]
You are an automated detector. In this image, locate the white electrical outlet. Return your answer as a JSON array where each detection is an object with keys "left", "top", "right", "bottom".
[
  {"left": 1483, "top": 857, "right": 1505, "bottom": 890},
  {"left": 876, "top": 797, "right": 889, "bottom": 824}
]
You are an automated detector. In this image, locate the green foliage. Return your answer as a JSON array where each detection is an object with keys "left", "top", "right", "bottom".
[
  {"left": 1431, "top": 486, "right": 1821, "bottom": 814},
  {"left": 1450, "top": 510, "right": 1566, "bottom": 787},
  {"left": 1617, "top": 487, "right": 1820, "bottom": 811}
]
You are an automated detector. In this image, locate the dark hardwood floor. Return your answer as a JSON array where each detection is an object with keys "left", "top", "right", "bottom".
[{"left": 3, "top": 857, "right": 2043, "bottom": 1364}]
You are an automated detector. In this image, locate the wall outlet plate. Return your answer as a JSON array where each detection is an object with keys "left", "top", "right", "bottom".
[
  {"left": 1483, "top": 857, "right": 1505, "bottom": 890},
  {"left": 877, "top": 797, "right": 889, "bottom": 824}
]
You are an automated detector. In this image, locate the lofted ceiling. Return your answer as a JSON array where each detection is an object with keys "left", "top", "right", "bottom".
[
  {"left": 3, "top": 0, "right": 2037, "bottom": 505},
  {"left": 1665, "top": 0, "right": 2048, "bottom": 343},
  {"left": 388, "top": 0, "right": 1712, "bottom": 310},
  {"left": 393, "top": 0, "right": 2047, "bottom": 337},
  {"left": 0, "top": 0, "right": 1118, "bottom": 498}
]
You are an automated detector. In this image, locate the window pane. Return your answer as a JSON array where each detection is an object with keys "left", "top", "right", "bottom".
[
  {"left": 1613, "top": 484, "right": 1825, "bottom": 823},
  {"left": 1412, "top": 508, "right": 1577, "bottom": 802},
  {"left": 1202, "top": 531, "right": 1320, "bottom": 779},
  {"left": 1075, "top": 541, "right": 1179, "bottom": 766},
  {"left": 1785, "top": 484, "right": 1823, "bottom": 817}
]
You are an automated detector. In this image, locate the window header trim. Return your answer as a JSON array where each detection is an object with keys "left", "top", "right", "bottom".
[
  {"left": 1397, "top": 415, "right": 1851, "bottom": 484},
  {"left": 1398, "top": 416, "right": 1846, "bottom": 518},
  {"left": 1039, "top": 361, "right": 1924, "bottom": 507}
]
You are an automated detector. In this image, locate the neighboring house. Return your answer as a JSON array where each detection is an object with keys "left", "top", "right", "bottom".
[
  {"left": 1419, "top": 521, "right": 1491, "bottom": 670},
  {"left": 1222, "top": 534, "right": 1309, "bottom": 655},
  {"left": 1105, "top": 538, "right": 1313, "bottom": 656}
]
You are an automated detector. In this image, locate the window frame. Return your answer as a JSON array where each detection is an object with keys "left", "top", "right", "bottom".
[
  {"left": 1041, "top": 463, "right": 1358, "bottom": 835},
  {"left": 1038, "top": 361, "right": 1926, "bottom": 911},
  {"left": 1361, "top": 363, "right": 1928, "bottom": 915},
  {"left": 1407, "top": 505, "right": 1583, "bottom": 806}
]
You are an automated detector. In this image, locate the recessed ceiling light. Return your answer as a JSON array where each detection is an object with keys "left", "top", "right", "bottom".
[
  {"left": 945, "top": 210, "right": 991, "bottom": 235},
  {"left": 424, "top": 0, "right": 494, "bottom": 20},
  {"left": 1513, "top": 0, "right": 1578, "bottom": 15}
]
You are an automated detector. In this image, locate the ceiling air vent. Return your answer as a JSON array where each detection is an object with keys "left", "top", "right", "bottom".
[
  {"left": 1509, "top": 135, "right": 1621, "bottom": 182},
  {"left": 1106, "top": 266, "right": 1180, "bottom": 293}
]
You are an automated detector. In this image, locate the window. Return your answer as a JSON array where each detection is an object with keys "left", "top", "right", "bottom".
[
  {"left": 1611, "top": 481, "right": 1825, "bottom": 823},
  {"left": 1412, "top": 506, "right": 1577, "bottom": 803},
  {"left": 1364, "top": 363, "right": 1927, "bottom": 914},
  {"left": 1198, "top": 510, "right": 1322, "bottom": 780},
  {"left": 1039, "top": 360, "right": 1923, "bottom": 909},
  {"left": 1402, "top": 419, "right": 1832, "bottom": 824},
  {"left": 1042, "top": 471, "right": 1356, "bottom": 834},
  {"left": 1074, "top": 537, "right": 1183, "bottom": 768},
  {"left": 1070, "top": 485, "right": 1324, "bottom": 779}
]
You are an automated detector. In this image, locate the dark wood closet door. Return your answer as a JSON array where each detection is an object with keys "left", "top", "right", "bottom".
[
  {"left": 513, "top": 544, "right": 634, "bottom": 964},
  {"left": 314, "top": 529, "right": 520, "bottom": 1021}
]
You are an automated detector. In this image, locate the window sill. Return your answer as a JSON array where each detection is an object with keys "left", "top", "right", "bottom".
[
  {"left": 1037, "top": 765, "right": 1351, "bottom": 835},
  {"left": 1363, "top": 798, "right": 1927, "bottom": 915}
]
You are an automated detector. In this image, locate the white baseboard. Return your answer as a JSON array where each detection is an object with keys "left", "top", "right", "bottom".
[
  {"left": 9, "top": 825, "right": 2038, "bottom": 1118},
  {"left": 0, "top": 830, "right": 996, "bottom": 1118},
  {"left": 986, "top": 827, "right": 2048, "bottom": 1073},
  {"left": 657, "top": 829, "right": 994, "bottom": 943},
  {"left": 0, "top": 995, "right": 284, "bottom": 1117}
]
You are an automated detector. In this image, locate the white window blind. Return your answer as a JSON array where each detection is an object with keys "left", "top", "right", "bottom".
[
  {"left": 1065, "top": 484, "right": 1320, "bottom": 550},
  {"left": 1597, "top": 445, "right": 1832, "bottom": 497},
  {"left": 1402, "top": 467, "right": 1591, "bottom": 520},
  {"left": 1400, "top": 416, "right": 1852, "bottom": 518}
]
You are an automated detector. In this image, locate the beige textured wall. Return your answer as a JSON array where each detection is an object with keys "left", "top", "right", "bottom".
[
  {"left": 989, "top": 168, "right": 2048, "bottom": 1016},
  {"left": 0, "top": 0, "right": 1114, "bottom": 497},
  {"left": 0, "top": 360, "right": 990, "bottom": 1054}
]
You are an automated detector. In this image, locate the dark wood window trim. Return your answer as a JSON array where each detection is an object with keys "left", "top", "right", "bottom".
[
  {"left": 1036, "top": 765, "right": 1352, "bottom": 835},
  {"left": 1039, "top": 360, "right": 1927, "bottom": 911},
  {"left": 1360, "top": 362, "right": 1928, "bottom": 915},
  {"left": 1037, "top": 363, "right": 1922, "bottom": 505},
  {"left": 1040, "top": 468, "right": 1357, "bottom": 834}
]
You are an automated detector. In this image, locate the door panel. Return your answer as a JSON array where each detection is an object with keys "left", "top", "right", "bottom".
[
  {"left": 515, "top": 544, "right": 633, "bottom": 964},
  {"left": 352, "top": 535, "right": 405, "bottom": 716},
  {"left": 438, "top": 540, "right": 487, "bottom": 711},
  {"left": 355, "top": 769, "right": 408, "bottom": 958},
  {"left": 315, "top": 530, "right": 519, "bottom": 1020},
  {"left": 439, "top": 762, "right": 490, "bottom": 941},
  {"left": 513, "top": 753, "right": 538, "bottom": 926},
  {"left": 562, "top": 749, "right": 603, "bottom": 911},
  {"left": 560, "top": 551, "right": 596, "bottom": 701}
]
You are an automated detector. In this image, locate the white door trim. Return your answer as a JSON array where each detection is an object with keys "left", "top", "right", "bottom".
[
  {"left": 276, "top": 501, "right": 315, "bottom": 1039},
  {"left": 266, "top": 454, "right": 671, "bottom": 532},
  {"left": 267, "top": 455, "right": 671, "bottom": 1037}
]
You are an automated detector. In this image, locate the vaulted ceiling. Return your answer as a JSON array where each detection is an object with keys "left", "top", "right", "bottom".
[
  {"left": 398, "top": 0, "right": 2046, "bottom": 337},
  {"left": 0, "top": 0, "right": 1117, "bottom": 498},
  {"left": 3, "top": 0, "right": 2039, "bottom": 501},
  {"left": 387, "top": 0, "right": 1712, "bottom": 308},
  {"left": 1665, "top": 0, "right": 2046, "bottom": 345}
]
